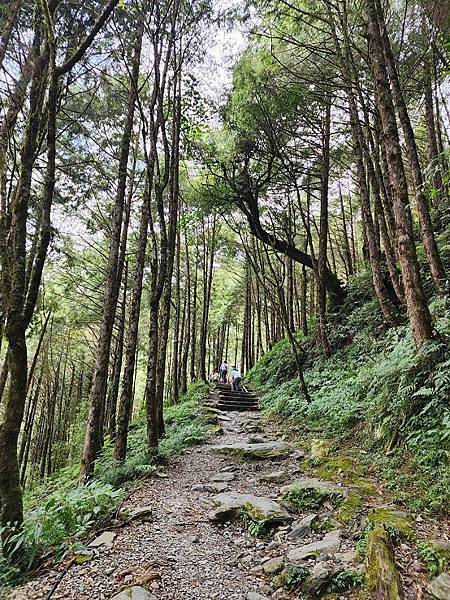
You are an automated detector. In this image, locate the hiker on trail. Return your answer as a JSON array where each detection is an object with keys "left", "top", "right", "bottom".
[
  {"left": 231, "top": 366, "right": 242, "bottom": 391},
  {"left": 219, "top": 361, "right": 228, "bottom": 383}
]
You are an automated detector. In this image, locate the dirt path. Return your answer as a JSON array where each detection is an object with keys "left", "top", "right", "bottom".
[
  {"left": 12, "top": 411, "right": 294, "bottom": 600},
  {"left": 10, "top": 409, "right": 446, "bottom": 600}
]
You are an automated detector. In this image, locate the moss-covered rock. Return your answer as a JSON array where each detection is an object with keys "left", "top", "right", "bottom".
[
  {"left": 314, "top": 456, "right": 356, "bottom": 480},
  {"left": 366, "top": 525, "right": 405, "bottom": 599},
  {"left": 337, "top": 491, "right": 363, "bottom": 524},
  {"left": 213, "top": 441, "right": 292, "bottom": 460},
  {"left": 311, "top": 439, "right": 332, "bottom": 458},
  {"left": 367, "top": 507, "right": 415, "bottom": 541},
  {"left": 281, "top": 478, "right": 348, "bottom": 510},
  {"left": 209, "top": 491, "right": 291, "bottom": 529}
]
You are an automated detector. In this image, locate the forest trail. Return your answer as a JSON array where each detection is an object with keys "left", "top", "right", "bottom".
[{"left": 11, "top": 397, "right": 444, "bottom": 600}]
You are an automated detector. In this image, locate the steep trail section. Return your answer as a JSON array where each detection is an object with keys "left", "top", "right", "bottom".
[
  {"left": 11, "top": 407, "right": 447, "bottom": 600},
  {"left": 12, "top": 411, "right": 293, "bottom": 600},
  {"left": 207, "top": 382, "right": 260, "bottom": 412}
]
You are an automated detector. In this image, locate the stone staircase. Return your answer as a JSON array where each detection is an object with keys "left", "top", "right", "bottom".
[{"left": 213, "top": 382, "right": 260, "bottom": 412}]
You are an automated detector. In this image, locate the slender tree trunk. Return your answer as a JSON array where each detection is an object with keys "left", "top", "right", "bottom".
[
  {"left": 374, "top": 0, "right": 446, "bottom": 294},
  {"left": 423, "top": 57, "right": 443, "bottom": 205},
  {"left": 317, "top": 97, "right": 331, "bottom": 357},
  {"left": 80, "top": 26, "right": 142, "bottom": 480},
  {"left": 363, "top": 0, "right": 433, "bottom": 347}
]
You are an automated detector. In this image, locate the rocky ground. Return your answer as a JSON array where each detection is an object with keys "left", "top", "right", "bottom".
[{"left": 10, "top": 407, "right": 450, "bottom": 600}]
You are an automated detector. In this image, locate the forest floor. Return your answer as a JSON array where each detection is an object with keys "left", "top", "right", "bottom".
[{"left": 10, "top": 406, "right": 449, "bottom": 600}]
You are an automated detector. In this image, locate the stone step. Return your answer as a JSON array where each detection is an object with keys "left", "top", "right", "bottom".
[
  {"left": 218, "top": 398, "right": 258, "bottom": 404},
  {"left": 217, "top": 404, "right": 259, "bottom": 412},
  {"left": 217, "top": 397, "right": 259, "bottom": 404},
  {"left": 217, "top": 399, "right": 259, "bottom": 406},
  {"left": 218, "top": 390, "right": 257, "bottom": 397}
]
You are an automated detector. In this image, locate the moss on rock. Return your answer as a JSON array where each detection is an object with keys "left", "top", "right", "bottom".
[
  {"left": 281, "top": 478, "right": 348, "bottom": 510},
  {"left": 273, "top": 564, "right": 310, "bottom": 590},
  {"left": 367, "top": 507, "right": 415, "bottom": 541},
  {"left": 337, "top": 491, "right": 363, "bottom": 524},
  {"left": 366, "top": 525, "right": 405, "bottom": 599},
  {"left": 311, "top": 439, "right": 332, "bottom": 458}
]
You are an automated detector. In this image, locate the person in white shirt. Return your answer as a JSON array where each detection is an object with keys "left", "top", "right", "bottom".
[
  {"left": 231, "top": 366, "right": 242, "bottom": 391},
  {"left": 219, "top": 361, "right": 228, "bottom": 383}
]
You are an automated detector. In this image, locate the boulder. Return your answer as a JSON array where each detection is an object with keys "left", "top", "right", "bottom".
[
  {"left": 246, "top": 593, "right": 270, "bottom": 600},
  {"left": 302, "top": 561, "right": 333, "bottom": 597},
  {"left": 287, "top": 514, "right": 319, "bottom": 541},
  {"left": 110, "top": 586, "right": 157, "bottom": 600},
  {"left": 287, "top": 530, "right": 341, "bottom": 562},
  {"left": 213, "top": 441, "right": 292, "bottom": 460},
  {"left": 281, "top": 478, "right": 348, "bottom": 510},
  {"left": 366, "top": 525, "right": 405, "bottom": 599},
  {"left": 262, "top": 557, "right": 284, "bottom": 575},
  {"left": 209, "top": 491, "right": 291, "bottom": 526},
  {"left": 428, "top": 573, "right": 450, "bottom": 599}
]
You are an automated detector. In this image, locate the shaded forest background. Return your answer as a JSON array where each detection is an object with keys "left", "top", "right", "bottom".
[{"left": 0, "top": 0, "right": 449, "bottom": 585}]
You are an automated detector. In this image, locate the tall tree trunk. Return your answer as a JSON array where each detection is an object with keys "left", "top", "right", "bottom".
[
  {"left": 80, "top": 26, "right": 142, "bottom": 481},
  {"left": 374, "top": 0, "right": 446, "bottom": 294},
  {"left": 423, "top": 56, "right": 444, "bottom": 205},
  {"left": 363, "top": 0, "right": 433, "bottom": 347},
  {"left": 317, "top": 96, "right": 331, "bottom": 357}
]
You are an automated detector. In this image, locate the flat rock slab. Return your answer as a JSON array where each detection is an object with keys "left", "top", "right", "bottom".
[
  {"left": 217, "top": 414, "right": 233, "bottom": 421},
  {"left": 128, "top": 505, "right": 153, "bottom": 522},
  {"left": 110, "top": 586, "right": 157, "bottom": 600},
  {"left": 262, "top": 557, "right": 284, "bottom": 575},
  {"left": 209, "top": 491, "right": 291, "bottom": 525},
  {"left": 212, "top": 441, "right": 292, "bottom": 460},
  {"left": 281, "top": 478, "right": 348, "bottom": 509},
  {"left": 287, "top": 529, "right": 342, "bottom": 562},
  {"left": 193, "top": 482, "right": 228, "bottom": 493},
  {"left": 211, "top": 472, "right": 235, "bottom": 482},
  {"left": 428, "top": 573, "right": 450, "bottom": 599},
  {"left": 288, "top": 514, "right": 319, "bottom": 540},
  {"left": 88, "top": 531, "right": 117, "bottom": 548},
  {"left": 259, "top": 471, "right": 289, "bottom": 484}
]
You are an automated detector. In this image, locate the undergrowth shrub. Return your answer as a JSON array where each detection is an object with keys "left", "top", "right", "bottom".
[
  {"left": 247, "top": 276, "right": 450, "bottom": 512},
  {"left": 0, "top": 482, "right": 121, "bottom": 586}
]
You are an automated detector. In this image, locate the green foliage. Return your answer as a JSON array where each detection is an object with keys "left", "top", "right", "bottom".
[
  {"left": 247, "top": 272, "right": 450, "bottom": 513},
  {"left": 282, "top": 484, "right": 344, "bottom": 511},
  {"left": 277, "top": 564, "right": 310, "bottom": 590},
  {"left": 418, "top": 541, "right": 450, "bottom": 576},
  {"left": 241, "top": 512, "right": 271, "bottom": 539},
  {"left": 327, "top": 568, "right": 365, "bottom": 593},
  {"left": 0, "top": 482, "right": 121, "bottom": 585}
]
